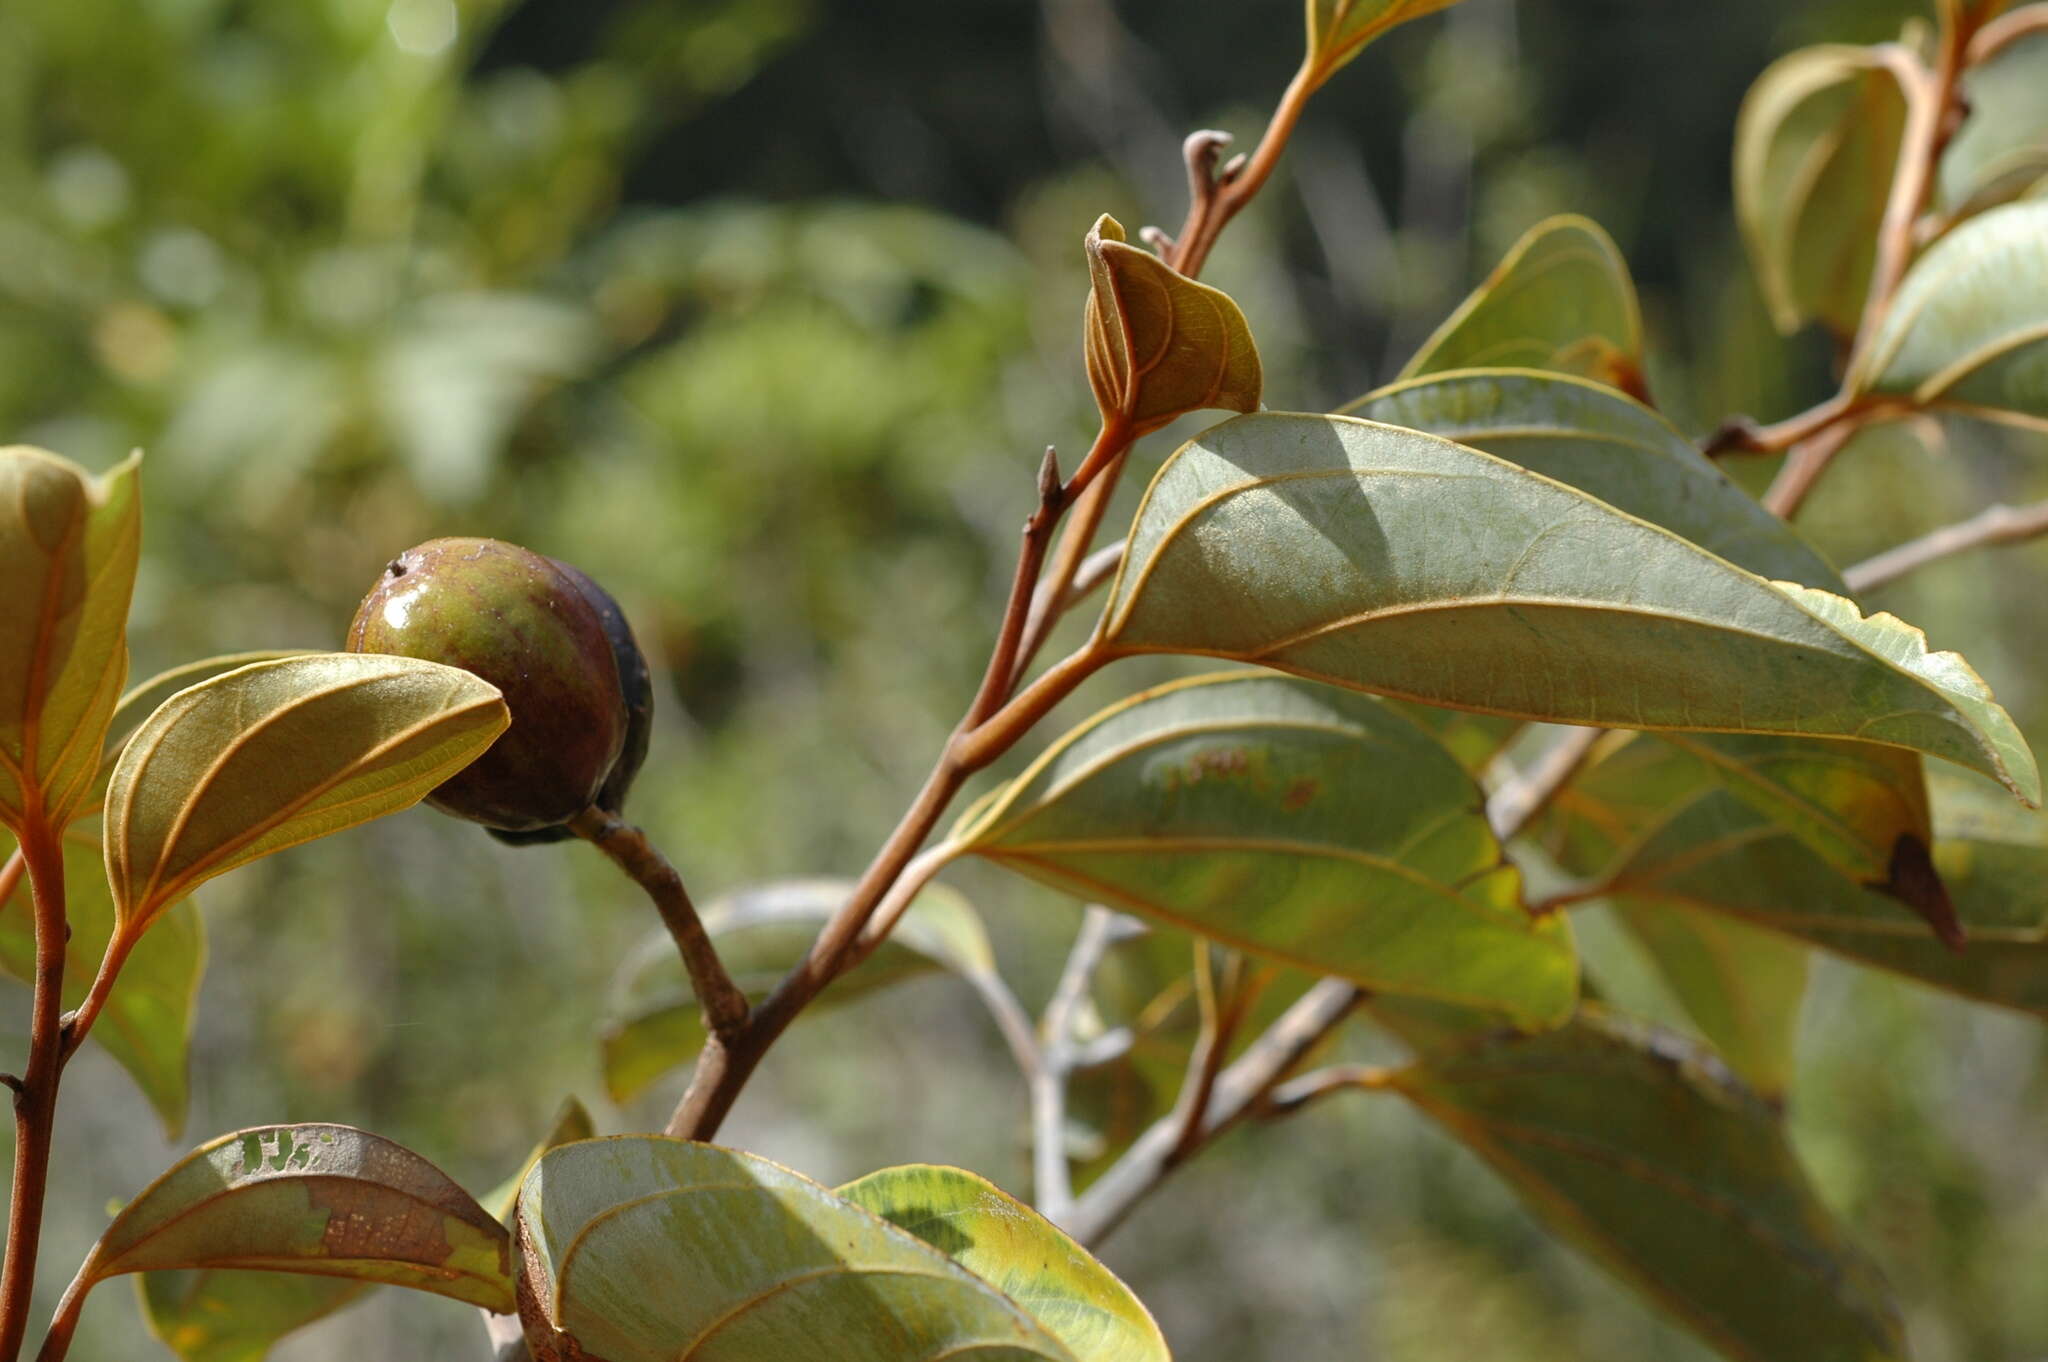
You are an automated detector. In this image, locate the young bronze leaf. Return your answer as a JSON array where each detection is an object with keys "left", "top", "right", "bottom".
[
  {"left": 1734, "top": 46, "right": 1906, "bottom": 337},
  {"left": 0, "top": 829, "right": 204, "bottom": 1136},
  {"left": 139, "top": 1268, "right": 369, "bottom": 1362},
  {"left": 0, "top": 446, "right": 141, "bottom": 832},
  {"left": 837, "top": 1165, "right": 1169, "bottom": 1362},
  {"left": 600, "top": 878, "right": 994, "bottom": 1103},
  {"left": 1390, "top": 1008, "right": 1906, "bottom": 1362},
  {"left": 1101, "top": 412, "right": 2039, "bottom": 803},
  {"left": 1396, "top": 218, "right": 1646, "bottom": 397},
  {"left": 59, "top": 1124, "right": 514, "bottom": 1339},
  {"left": 956, "top": 671, "right": 1576, "bottom": 1027},
  {"left": 103, "top": 653, "right": 508, "bottom": 931},
  {"left": 515, "top": 1137, "right": 1074, "bottom": 1362},
  {"left": 1848, "top": 198, "right": 2048, "bottom": 423},
  {"left": 1304, "top": 0, "right": 1467, "bottom": 86},
  {"left": 1084, "top": 214, "right": 1261, "bottom": 438}
]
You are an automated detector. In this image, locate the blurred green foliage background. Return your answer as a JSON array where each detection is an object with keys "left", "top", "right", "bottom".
[{"left": 3, "top": 0, "right": 2046, "bottom": 1357}]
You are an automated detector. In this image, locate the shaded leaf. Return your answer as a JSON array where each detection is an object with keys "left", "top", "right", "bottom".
[
  {"left": 1084, "top": 215, "right": 1261, "bottom": 438},
  {"left": 485, "top": 1098, "right": 598, "bottom": 1224},
  {"left": 838, "top": 1165, "right": 1169, "bottom": 1362},
  {"left": 1397, "top": 217, "right": 1646, "bottom": 397},
  {"left": 1849, "top": 198, "right": 2048, "bottom": 424},
  {"left": 1390, "top": 1008, "right": 1906, "bottom": 1362},
  {"left": 1940, "top": 23, "right": 2048, "bottom": 218},
  {"left": 600, "top": 879, "right": 993, "bottom": 1104},
  {"left": 1305, "top": 0, "right": 1468, "bottom": 86},
  {"left": 0, "top": 828, "right": 203, "bottom": 1136},
  {"left": 0, "top": 446, "right": 141, "bottom": 831},
  {"left": 515, "top": 1137, "right": 1073, "bottom": 1361},
  {"left": 66, "top": 1125, "right": 514, "bottom": 1320},
  {"left": 1734, "top": 46, "right": 1906, "bottom": 336},
  {"left": 139, "top": 1269, "right": 368, "bottom": 1362},
  {"left": 104, "top": 653, "right": 508, "bottom": 931},
  {"left": 957, "top": 671, "right": 1576, "bottom": 1027},
  {"left": 1100, "top": 411, "right": 2039, "bottom": 802}
]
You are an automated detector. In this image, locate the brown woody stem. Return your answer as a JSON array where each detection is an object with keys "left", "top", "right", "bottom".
[
  {"left": 1844, "top": 499, "right": 2048, "bottom": 592},
  {"left": 0, "top": 818, "right": 68, "bottom": 1362}
]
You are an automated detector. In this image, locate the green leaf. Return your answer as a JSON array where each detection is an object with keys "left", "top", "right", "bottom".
[
  {"left": 515, "top": 1137, "right": 1075, "bottom": 1361},
  {"left": 65, "top": 1124, "right": 514, "bottom": 1326},
  {"left": 1940, "top": 24, "right": 2048, "bottom": 217},
  {"left": 0, "top": 827, "right": 203, "bottom": 1136},
  {"left": 1848, "top": 198, "right": 2048, "bottom": 424},
  {"left": 1084, "top": 215, "right": 1261, "bottom": 438},
  {"left": 600, "top": 878, "right": 994, "bottom": 1104},
  {"left": 105, "top": 651, "right": 313, "bottom": 772},
  {"left": 956, "top": 671, "right": 1576, "bottom": 1027},
  {"left": 139, "top": 1269, "right": 368, "bottom": 1362},
  {"left": 1390, "top": 1008, "right": 1906, "bottom": 1362},
  {"left": 0, "top": 446, "right": 141, "bottom": 831},
  {"left": 1608, "top": 903, "right": 1808, "bottom": 1100},
  {"left": 837, "top": 1165, "right": 1169, "bottom": 1362},
  {"left": 1733, "top": 46, "right": 1906, "bottom": 337},
  {"left": 1100, "top": 411, "right": 2039, "bottom": 802},
  {"left": 104, "top": 653, "right": 508, "bottom": 932},
  {"left": 1397, "top": 217, "right": 1646, "bottom": 396},
  {"left": 1305, "top": 0, "right": 1468, "bottom": 86},
  {"left": 485, "top": 1098, "right": 599, "bottom": 1224}
]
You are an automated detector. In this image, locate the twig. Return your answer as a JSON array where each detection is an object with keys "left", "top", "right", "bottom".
[
  {"left": 851, "top": 842, "right": 961, "bottom": 963},
  {"left": 1166, "top": 946, "right": 1247, "bottom": 1162},
  {"left": 1485, "top": 727, "right": 1605, "bottom": 844},
  {"left": 1761, "top": 417, "right": 1861, "bottom": 520},
  {"left": 1061, "top": 977, "right": 1362, "bottom": 1245},
  {"left": 1844, "top": 499, "right": 2048, "bottom": 592},
  {"left": 570, "top": 808, "right": 749, "bottom": 1042},
  {"left": 965, "top": 970, "right": 1044, "bottom": 1101},
  {"left": 1034, "top": 906, "right": 1123, "bottom": 1220},
  {"left": 1261, "top": 1063, "right": 1398, "bottom": 1117},
  {"left": 1167, "top": 61, "right": 1319, "bottom": 278},
  {"left": 1857, "top": 35, "right": 1965, "bottom": 343},
  {"left": 1703, "top": 392, "right": 1866, "bottom": 457},
  {"left": 0, "top": 821, "right": 69, "bottom": 1362},
  {"left": 1968, "top": 3, "right": 2048, "bottom": 62}
]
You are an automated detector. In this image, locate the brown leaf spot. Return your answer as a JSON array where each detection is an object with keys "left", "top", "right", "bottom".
[{"left": 1281, "top": 778, "right": 1320, "bottom": 812}]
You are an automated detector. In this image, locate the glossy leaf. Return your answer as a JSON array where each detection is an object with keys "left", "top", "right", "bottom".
[
  {"left": 0, "top": 828, "right": 204, "bottom": 1136},
  {"left": 1849, "top": 198, "right": 2048, "bottom": 424},
  {"left": 601, "top": 879, "right": 994, "bottom": 1103},
  {"left": 67, "top": 1125, "right": 514, "bottom": 1319},
  {"left": 1083, "top": 215, "right": 1261, "bottom": 438},
  {"left": 1397, "top": 217, "right": 1646, "bottom": 397},
  {"left": 485, "top": 1098, "right": 598, "bottom": 1224},
  {"left": 104, "top": 653, "right": 508, "bottom": 931},
  {"left": 1100, "top": 411, "right": 2039, "bottom": 802},
  {"left": 837, "top": 1165, "right": 1169, "bottom": 1362},
  {"left": 1940, "top": 22, "right": 2048, "bottom": 216},
  {"left": 957, "top": 671, "right": 1576, "bottom": 1027},
  {"left": 1391, "top": 1008, "right": 1906, "bottom": 1361},
  {"left": 139, "top": 1269, "right": 367, "bottom": 1362},
  {"left": 0, "top": 446, "right": 141, "bottom": 831},
  {"left": 1305, "top": 0, "right": 1468, "bottom": 86},
  {"left": 515, "top": 1137, "right": 1073, "bottom": 1361},
  {"left": 1346, "top": 368, "right": 1943, "bottom": 896},
  {"left": 1733, "top": 46, "right": 1906, "bottom": 336}
]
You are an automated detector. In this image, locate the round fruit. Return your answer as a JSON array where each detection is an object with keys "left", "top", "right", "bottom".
[{"left": 347, "top": 538, "right": 626, "bottom": 833}]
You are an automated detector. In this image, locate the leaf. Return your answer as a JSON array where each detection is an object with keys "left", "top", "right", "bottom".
[
  {"left": 1940, "top": 24, "right": 2048, "bottom": 218},
  {"left": 1083, "top": 215, "right": 1261, "bottom": 438},
  {"left": 485, "top": 1098, "right": 599, "bottom": 1224},
  {"left": 1848, "top": 198, "right": 2048, "bottom": 424},
  {"left": 66, "top": 1125, "right": 514, "bottom": 1320},
  {"left": 1099, "top": 410, "right": 2040, "bottom": 803},
  {"left": 956, "top": 671, "right": 1576, "bottom": 1027},
  {"left": 1341, "top": 370, "right": 1948, "bottom": 916},
  {"left": 0, "top": 828, "right": 204, "bottom": 1136},
  {"left": 1397, "top": 217, "right": 1646, "bottom": 397},
  {"left": 104, "top": 653, "right": 508, "bottom": 932},
  {"left": 1733, "top": 46, "right": 1906, "bottom": 336},
  {"left": 600, "top": 878, "right": 994, "bottom": 1104},
  {"left": 1608, "top": 903, "right": 1809, "bottom": 1100},
  {"left": 1305, "top": 0, "right": 1468, "bottom": 86},
  {"left": 515, "top": 1137, "right": 1075, "bottom": 1361},
  {"left": 1389, "top": 1008, "right": 1907, "bottom": 1362},
  {"left": 139, "top": 1269, "right": 368, "bottom": 1362},
  {"left": 837, "top": 1165, "right": 1169, "bottom": 1362},
  {"left": 0, "top": 446, "right": 141, "bottom": 831}
]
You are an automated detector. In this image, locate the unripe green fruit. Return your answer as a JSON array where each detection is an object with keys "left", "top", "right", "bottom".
[{"left": 347, "top": 538, "right": 627, "bottom": 834}]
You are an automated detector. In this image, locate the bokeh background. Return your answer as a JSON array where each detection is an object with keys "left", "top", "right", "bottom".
[{"left": 4, "top": 0, "right": 2047, "bottom": 1357}]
